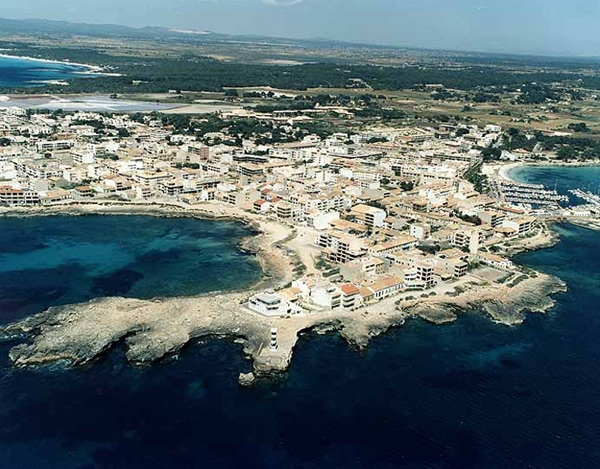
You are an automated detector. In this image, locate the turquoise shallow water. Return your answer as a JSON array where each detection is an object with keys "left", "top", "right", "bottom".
[
  {"left": 0, "top": 215, "right": 262, "bottom": 323},
  {"left": 0, "top": 55, "right": 92, "bottom": 87}
]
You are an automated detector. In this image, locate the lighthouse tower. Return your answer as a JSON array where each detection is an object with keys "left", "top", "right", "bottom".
[{"left": 270, "top": 328, "right": 278, "bottom": 351}]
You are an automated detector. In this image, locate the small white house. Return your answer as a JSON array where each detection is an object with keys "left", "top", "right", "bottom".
[{"left": 248, "top": 291, "right": 301, "bottom": 317}]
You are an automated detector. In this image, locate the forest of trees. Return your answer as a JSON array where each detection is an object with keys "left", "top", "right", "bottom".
[
  {"left": 2, "top": 44, "right": 600, "bottom": 95},
  {"left": 157, "top": 113, "right": 340, "bottom": 144},
  {"left": 499, "top": 128, "right": 600, "bottom": 161}
]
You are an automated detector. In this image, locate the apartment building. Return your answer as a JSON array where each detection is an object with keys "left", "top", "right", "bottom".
[
  {"left": 434, "top": 258, "right": 468, "bottom": 280},
  {"left": 503, "top": 217, "right": 535, "bottom": 236},
  {"left": 368, "top": 235, "right": 419, "bottom": 256},
  {"left": 340, "top": 284, "right": 361, "bottom": 310},
  {"left": 340, "top": 256, "right": 387, "bottom": 282},
  {"left": 360, "top": 275, "right": 404, "bottom": 302},
  {"left": 310, "top": 282, "right": 342, "bottom": 309},
  {"left": 158, "top": 179, "right": 185, "bottom": 196},
  {"left": 0, "top": 187, "right": 40, "bottom": 205},
  {"left": 350, "top": 204, "right": 386, "bottom": 228},
  {"left": 317, "top": 231, "right": 368, "bottom": 264},
  {"left": 36, "top": 140, "right": 75, "bottom": 152},
  {"left": 479, "top": 210, "right": 506, "bottom": 228},
  {"left": 452, "top": 228, "right": 484, "bottom": 253}
]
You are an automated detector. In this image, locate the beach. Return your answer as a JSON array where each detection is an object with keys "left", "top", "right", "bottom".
[
  {"left": 0, "top": 53, "right": 105, "bottom": 74},
  {"left": 487, "top": 160, "right": 600, "bottom": 184}
]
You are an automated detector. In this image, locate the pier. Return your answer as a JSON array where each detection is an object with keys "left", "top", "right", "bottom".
[
  {"left": 493, "top": 180, "right": 568, "bottom": 207},
  {"left": 569, "top": 189, "right": 600, "bottom": 207}
]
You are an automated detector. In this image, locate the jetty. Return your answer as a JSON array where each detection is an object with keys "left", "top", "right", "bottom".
[
  {"left": 494, "top": 180, "right": 568, "bottom": 206},
  {"left": 570, "top": 189, "right": 600, "bottom": 207}
]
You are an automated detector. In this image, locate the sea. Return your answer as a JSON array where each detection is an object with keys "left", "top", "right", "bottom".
[
  {"left": 0, "top": 215, "right": 262, "bottom": 323},
  {"left": 0, "top": 55, "right": 91, "bottom": 88},
  {"left": 0, "top": 55, "right": 181, "bottom": 112},
  {"left": 0, "top": 168, "right": 599, "bottom": 468},
  {"left": 508, "top": 164, "right": 600, "bottom": 205}
]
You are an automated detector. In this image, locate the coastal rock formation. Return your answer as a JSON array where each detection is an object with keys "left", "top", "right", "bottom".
[
  {"left": 0, "top": 203, "right": 571, "bottom": 383},
  {"left": 0, "top": 292, "right": 406, "bottom": 379},
  {"left": 406, "top": 272, "right": 566, "bottom": 326},
  {"left": 0, "top": 271, "right": 565, "bottom": 382}
]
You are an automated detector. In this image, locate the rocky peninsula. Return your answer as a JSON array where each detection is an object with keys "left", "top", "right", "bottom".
[{"left": 0, "top": 201, "right": 569, "bottom": 384}]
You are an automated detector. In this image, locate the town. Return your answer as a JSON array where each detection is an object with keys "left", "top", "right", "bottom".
[
  {"left": 1, "top": 6, "right": 599, "bottom": 468},
  {"left": 0, "top": 103, "right": 569, "bottom": 323}
]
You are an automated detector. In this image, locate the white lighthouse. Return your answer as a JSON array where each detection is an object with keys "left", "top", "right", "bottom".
[{"left": 270, "top": 327, "right": 278, "bottom": 351}]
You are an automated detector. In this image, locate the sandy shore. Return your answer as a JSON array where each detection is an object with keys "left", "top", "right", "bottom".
[
  {"left": 482, "top": 162, "right": 523, "bottom": 182},
  {"left": 486, "top": 160, "right": 600, "bottom": 184},
  {"left": 0, "top": 201, "right": 569, "bottom": 384},
  {"left": 498, "top": 162, "right": 522, "bottom": 181},
  {"left": 0, "top": 53, "right": 105, "bottom": 74}
]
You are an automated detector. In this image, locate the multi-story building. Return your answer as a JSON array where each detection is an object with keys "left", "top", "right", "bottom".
[
  {"left": 248, "top": 291, "right": 300, "bottom": 317},
  {"left": 350, "top": 204, "right": 387, "bottom": 229},
  {"left": 310, "top": 282, "right": 342, "bottom": 309},
  {"left": 503, "top": 217, "right": 535, "bottom": 236},
  {"left": 0, "top": 187, "right": 40, "bottom": 205},
  {"left": 317, "top": 231, "right": 368, "bottom": 264},
  {"left": 452, "top": 229, "right": 484, "bottom": 253},
  {"left": 340, "top": 284, "right": 361, "bottom": 310},
  {"left": 368, "top": 235, "right": 419, "bottom": 256},
  {"left": 158, "top": 179, "right": 185, "bottom": 196},
  {"left": 479, "top": 210, "right": 506, "bottom": 228},
  {"left": 36, "top": 140, "right": 75, "bottom": 153}
]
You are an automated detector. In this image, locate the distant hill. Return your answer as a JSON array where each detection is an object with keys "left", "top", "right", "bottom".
[
  {"left": 0, "top": 16, "right": 596, "bottom": 69},
  {"left": 0, "top": 17, "right": 156, "bottom": 38},
  {"left": 0, "top": 16, "right": 351, "bottom": 47}
]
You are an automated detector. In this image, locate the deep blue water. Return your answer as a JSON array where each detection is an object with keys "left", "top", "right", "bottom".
[
  {"left": 0, "top": 56, "right": 92, "bottom": 87},
  {"left": 0, "top": 201, "right": 600, "bottom": 466},
  {"left": 0, "top": 215, "right": 262, "bottom": 323},
  {"left": 508, "top": 164, "right": 600, "bottom": 205}
]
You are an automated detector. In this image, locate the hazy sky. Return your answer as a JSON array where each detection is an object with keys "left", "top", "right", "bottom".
[{"left": 2, "top": 0, "right": 599, "bottom": 57}]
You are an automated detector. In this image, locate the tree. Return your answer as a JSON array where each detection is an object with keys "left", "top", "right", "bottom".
[
  {"left": 568, "top": 123, "right": 590, "bottom": 133},
  {"left": 454, "top": 212, "right": 482, "bottom": 225},
  {"left": 557, "top": 146, "right": 576, "bottom": 160},
  {"left": 366, "top": 136, "right": 388, "bottom": 144},
  {"left": 400, "top": 181, "right": 415, "bottom": 192},
  {"left": 482, "top": 146, "right": 502, "bottom": 161}
]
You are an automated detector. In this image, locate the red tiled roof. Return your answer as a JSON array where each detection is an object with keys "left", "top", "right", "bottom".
[{"left": 340, "top": 284, "right": 360, "bottom": 295}]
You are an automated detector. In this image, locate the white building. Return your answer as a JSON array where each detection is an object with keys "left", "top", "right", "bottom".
[
  {"left": 310, "top": 283, "right": 342, "bottom": 309},
  {"left": 307, "top": 211, "right": 340, "bottom": 230},
  {"left": 248, "top": 291, "right": 301, "bottom": 317}
]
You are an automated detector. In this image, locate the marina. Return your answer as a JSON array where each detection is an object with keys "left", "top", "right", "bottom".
[
  {"left": 570, "top": 189, "right": 600, "bottom": 206},
  {"left": 494, "top": 179, "right": 569, "bottom": 207}
]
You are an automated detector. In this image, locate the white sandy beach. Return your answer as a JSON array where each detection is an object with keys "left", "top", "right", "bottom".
[{"left": 0, "top": 52, "right": 103, "bottom": 73}]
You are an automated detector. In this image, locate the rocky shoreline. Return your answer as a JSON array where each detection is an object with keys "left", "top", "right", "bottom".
[
  {"left": 0, "top": 202, "right": 573, "bottom": 384},
  {"left": 0, "top": 268, "right": 565, "bottom": 382},
  {"left": 408, "top": 273, "right": 566, "bottom": 326}
]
